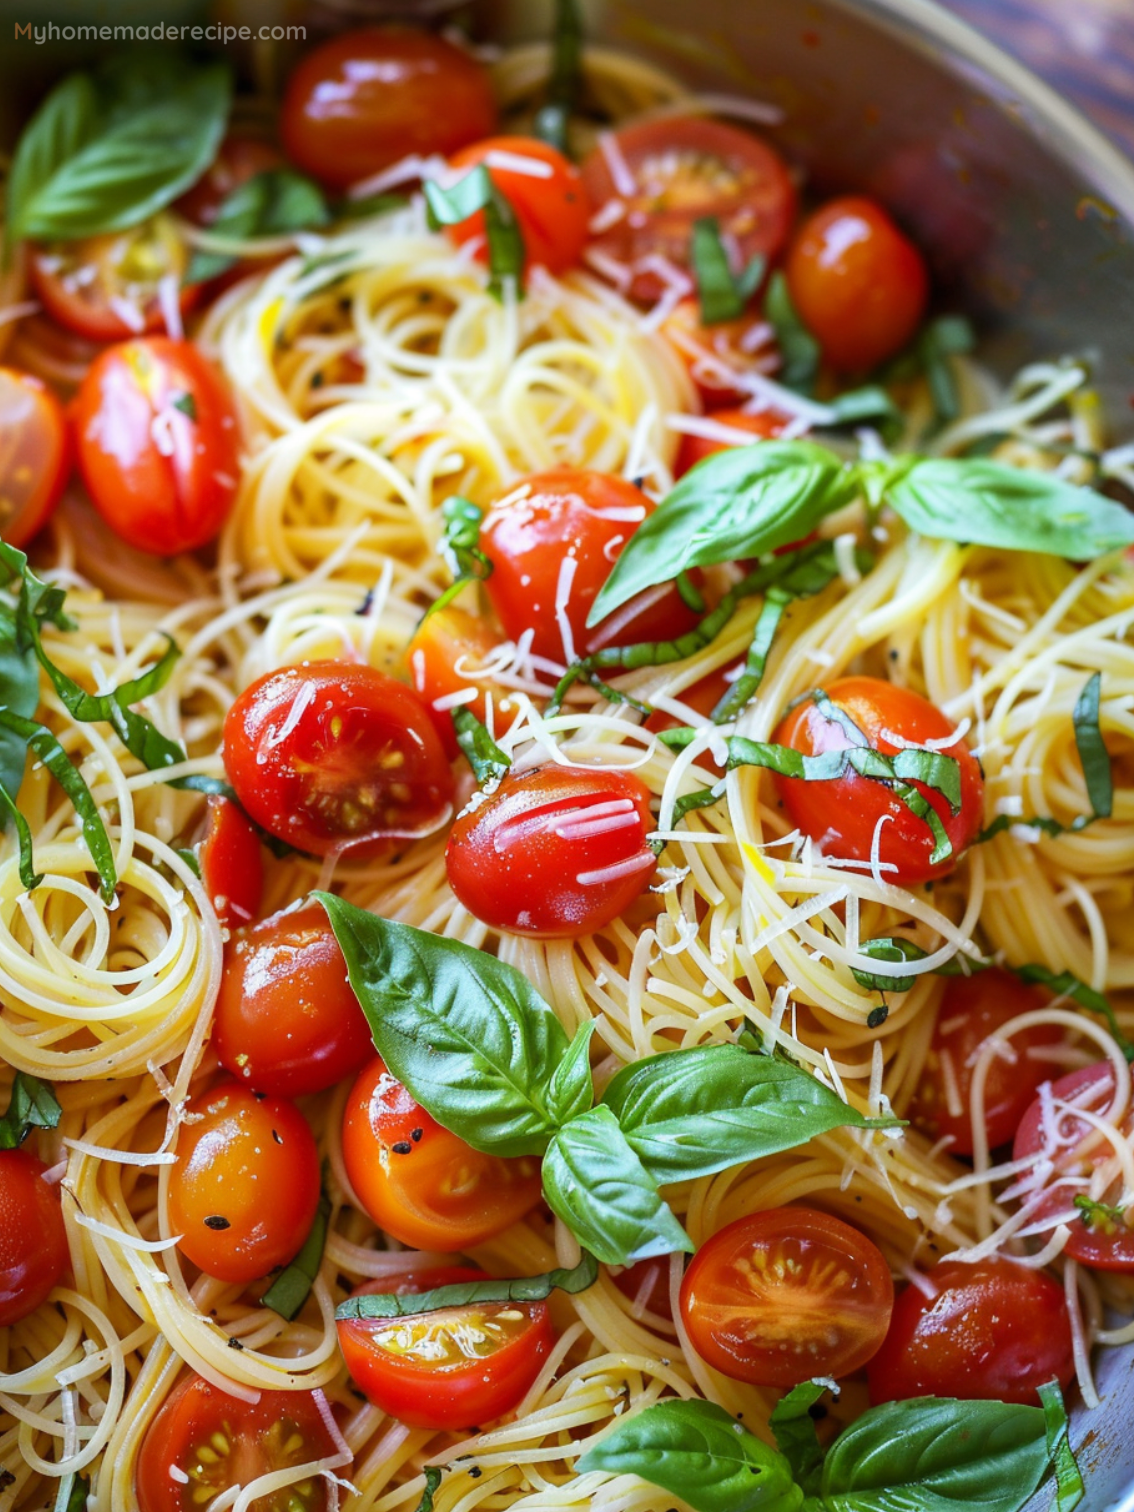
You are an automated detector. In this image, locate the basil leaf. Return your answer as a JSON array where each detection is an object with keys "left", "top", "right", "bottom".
[
  {"left": 335, "top": 1251, "right": 598, "bottom": 1321},
  {"left": 824, "top": 385, "right": 903, "bottom": 431},
  {"left": 885, "top": 457, "right": 1134, "bottom": 558},
  {"left": 542, "top": 1105, "right": 691, "bottom": 1266},
  {"left": 576, "top": 1398, "right": 803, "bottom": 1512},
  {"left": 917, "top": 314, "right": 975, "bottom": 435},
  {"left": 412, "top": 1467, "right": 443, "bottom": 1512},
  {"left": 1073, "top": 1193, "right": 1127, "bottom": 1231},
  {"left": 317, "top": 893, "right": 570, "bottom": 1156},
  {"left": 424, "top": 493, "right": 494, "bottom": 620},
  {"left": 337, "top": 191, "right": 407, "bottom": 222},
  {"left": 424, "top": 166, "right": 525, "bottom": 298},
  {"left": 588, "top": 441, "right": 858, "bottom": 624},
  {"left": 4, "top": 72, "right": 98, "bottom": 253},
  {"left": 532, "top": 0, "right": 584, "bottom": 154},
  {"left": 260, "top": 1179, "right": 330, "bottom": 1321},
  {"left": 546, "top": 1020, "right": 597, "bottom": 1127},
  {"left": 1011, "top": 963, "right": 1134, "bottom": 1061},
  {"left": 768, "top": 1381, "right": 828, "bottom": 1493},
  {"left": 0, "top": 1071, "right": 62, "bottom": 1149},
  {"left": 1038, "top": 1382, "right": 1084, "bottom": 1512},
  {"left": 850, "top": 936, "right": 930, "bottom": 993},
  {"left": 0, "top": 604, "right": 43, "bottom": 798},
  {"left": 692, "top": 216, "right": 765, "bottom": 325},
  {"left": 186, "top": 167, "right": 330, "bottom": 283},
  {"left": 0, "top": 783, "right": 43, "bottom": 890},
  {"left": 765, "top": 270, "right": 820, "bottom": 393},
  {"left": 57, "top": 1472, "right": 90, "bottom": 1512},
  {"left": 601, "top": 1044, "right": 892, "bottom": 1184},
  {"left": 1073, "top": 672, "right": 1112, "bottom": 819},
  {"left": 452, "top": 705, "right": 509, "bottom": 787}
]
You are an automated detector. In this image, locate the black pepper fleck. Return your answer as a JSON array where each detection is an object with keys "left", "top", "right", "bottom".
[
  {"left": 468, "top": 1467, "right": 483, "bottom": 1480},
  {"left": 204, "top": 1215, "right": 231, "bottom": 1230},
  {"left": 227, "top": 1337, "right": 244, "bottom": 1350}
]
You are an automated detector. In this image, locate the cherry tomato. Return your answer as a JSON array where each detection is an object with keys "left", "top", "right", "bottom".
[
  {"left": 0, "top": 367, "right": 71, "bottom": 546},
  {"left": 446, "top": 763, "right": 656, "bottom": 938},
  {"left": 342, "top": 1055, "right": 542, "bottom": 1250},
  {"left": 280, "top": 27, "right": 497, "bottom": 192},
  {"left": 611, "top": 1257, "right": 674, "bottom": 1320},
  {"left": 73, "top": 336, "right": 240, "bottom": 556},
  {"left": 867, "top": 1257, "right": 1075, "bottom": 1405},
  {"left": 167, "top": 1080, "right": 320, "bottom": 1284},
  {"left": 444, "top": 137, "right": 590, "bottom": 277},
  {"left": 480, "top": 467, "right": 700, "bottom": 667},
  {"left": 407, "top": 605, "right": 506, "bottom": 759},
  {"left": 772, "top": 676, "right": 985, "bottom": 886},
  {"left": 1014, "top": 1062, "right": 1134, "bottom": 1271},
  {"left": 660, "top": 297, "right": 778, "bottom": 407},
  {"left": 222, "top": 661, "right": 454, "bottom": 859},
  {"left": 30, "top": 215, "right": 196, "bottom": 343},
  {"left": 0, "top": 1148, "right": 68, "bottom": 1326},
  {"left": 581, "top": 117, "right": 796, "bottom": 303},
  {"left": 673, "top": 407, "right": 790, "bottom": 479},
  {"left": 135, "top": 1372, "right": 341, "bottom": 1512},
  {"left": 177, "top": 135, "right": 286, "bottom": 227},
  {"left": 214, "top": 901, "right": 374, "bottom": 1098},
  {"left": 196, "top": 796, "right": 262, "bottom": 930},
  {"left": 337, "top": 1265, "right": 553, "bottom": 1430},
  {"left": 909, "top": 970, "right": 1061, "bottom": 1155},
  {"left": 785, "top": 196, "right": 929, "bottom": 372}
]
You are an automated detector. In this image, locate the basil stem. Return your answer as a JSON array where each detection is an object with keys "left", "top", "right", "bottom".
[
  {"left": 0, "top": 1071, "right": 62, "bottom": 1150},
  {"left": 335, "top": 1252, "right": 597, "bottom": 1321},
  {"left": 423, "top": 494, "right": 493, "bottom": 622},
  {"left": 532, "top": 0, "right": 584, "bottom": 155}
]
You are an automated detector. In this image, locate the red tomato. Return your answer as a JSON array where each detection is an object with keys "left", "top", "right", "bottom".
[
  {"left": 0, "top": 367, "right": 71, "bottom": 546},
  {"left": 337, "top": 1266, "right": 553, "bottom": 1430},
  {"left": 177, "top": 135, "right": 286, "bottom": 227},
  {"left": 867, "top": 1257, "right": 1075, "bottom": 1405},
  {"left": 909, "top": 970, "right": 1061, "bottom": 1155},
  {"left": 196, "top": 796, "right": 262, "bottom": 930},
  {"left": 1013, "top": 1062, "right": 1134, "bottom": 1271},
  {"left": 785, "top": 196, "right": 929, "bottom": 372},
  {"left": 660, "top": 297, "right": 778, "bottom": 407},
  {"left": 135, "top": 1372, "right": 341, "bottom": 1512},
  {"left": 214, "top": 901, "right": 374, "bottom": 1098},
  {"left": 30, "top": 215, "right": 196, "bottom": 343},
  {"left": 611, "top": 1256, "right": 674, "bottom": 1320},
  {"left": 167, "top": 1081, "right": 320, "bottom": 1284},
  {"left": 480, "top": 467, "right": 700, "bottom": 667},
  {"left": 73, "top": 336, "right": 240, "bottom": 556},
  {"left": 0, "top": 1148, "right": 68, "bottom": 1326},
  {"left": 673, "top": 407, "right": 791, "bottom": 479},
  {"left": 280, "top": 27, "right": 497, "bottom": 192},
  {"left": 446, "top": 763, "right": 656, "bottom": 938},
  {"left": 444, "top": 137, "right": 590, "bottom": 277},
  {"left": 407, "top": 605, "right": 506, "bottom": 759},
  {"left": 222, "top": 661, "right": 454, "bottom": 859},
  {"left": 342, "top": 1055, "right": 542, "bottom": 1250},
  {"left": 772, "top": 676, "right": 985, "bottom": 886},
  {"left": 581, "top": 117, "right": 796, "bottom": 303}
]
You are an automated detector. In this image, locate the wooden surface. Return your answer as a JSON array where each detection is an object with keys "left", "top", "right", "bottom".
[{"left": 940, "top": 0, "right": 1134, "bottom": 158}]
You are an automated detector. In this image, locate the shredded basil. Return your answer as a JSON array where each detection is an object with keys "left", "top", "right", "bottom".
[
  {"left": 1011, "top": 963, "right": 1134, "bottom": 1061},
  {"left": 916, "top": 314, "right": 976, "bottom": 435},
  {"left": 260, "top": 1178, "right": 330, "bottom": 1321},
  {"left": 56, "top": 1471, "right": 90, "bottom": 1512},
  {"left": 1072, "top": 671, "right": 1113, "bottom": 820},
  {"left": 335, "top": 1252, "right": 597, "bottom": 1321},
  {"left": 412, "top": 1467, "right": 443, "bottom": 1512},
  {"left": 452, "top": 705, "right": 509, "bottom": 787},
  {"left": 186, "top": 167, "right": 330, "bottom": 284},
  {"left": 850, "top": 936, "right": 989, "bottom": 994},
  {"left": 424, "top": 167, "right": 524, "bottom": 298},
  {"left": 0, "top": 1071, "right": 62, "bottom": 1149},
  {"left": 1039, "top": 1381, "right": 1086, "bottom": 1512},
  {"left": 1072, "top": 1194, "right": 1128, "bottom": 1233},
  {"left": 764, "top": 270, "right": 820, "bottom": 393},
  {"left": 532, "top": 0, "right": 584, "bottom": 154},
  {"left": 691, "top": 216, "right": 765, "bottom": 325}
]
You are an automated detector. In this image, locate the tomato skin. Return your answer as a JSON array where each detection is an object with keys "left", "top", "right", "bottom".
[
  {"left": 407, "top": 605, "right": 506, "bottom": 760},
  {"left": 446, "top": 763, "right": 656, "bottom": 938},
  {"left": 280, "top": 27, "right": 497, "bottom": 192},
  {"left": 909, "top": 970, "right": 1060, "bottom": 1155},
  {"left": 772, "top": 676, "right": 985, "bottom": 886},
  {"left": 785, "top": 196, "right": 929, "bottom": 372},
  {"left": 0, "top": 1149, "right": 69, "bottom": 1326},
  {"left": 197, "top": 796, "right": 263, "bottom": 930},
  {"left": 222, "top": 661, "right": 454, "bottom": 859},
  {"left": 480, "top": 467, "right": 700, "bottom": 667},
  {"left": 0, "top": 367, "right": 71, "bottom": 546},
  {"left": 214, "top": 901, "right": 374, "bottom": 1098},
  {"left": 445, "top": 137, "right": 591, "bottom": 277},
  {"left": 135, "top": 1372, "right": 340, "bottom": 1512},
  {"left": 30, "top": 216, "right": 196, "bottom": 342},
  {"left": 73, "top": 336, "right": 240, "bottom": 556},
  {"left": 867, "top": 1257, "right": 1074, "bottom": 1405},
  {"left": 342, "top": 1056, "right": 542, "bottom": 1250},
  {"left": 582, "top": 117, "right": 796, "bottom": 303},
  {"left": 167, "top": 1081, "right": 320, "bottom": 1284},
  {"left": 611, "top": 1257, "right": 674, "bottom": 1320},
  {"left": 660, "top": 297, "right": 777, "bottom": 407},
  {"left": 673, "top": 407, "right": 790, "bottom": 479}
]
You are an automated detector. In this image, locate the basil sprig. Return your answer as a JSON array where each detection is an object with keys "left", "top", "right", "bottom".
[
  {"left": 0, "top": 1071, "right": 62, "bottom": 1149},
  {"left": 424, "top": 168, "right": 525, "bottom": 298},
  {"left": 185, "top": 168, "right": 331, "bottom": 285},
  {"left": 692, "top": 216, "right": 766, "bottom": 325},
  {"left": 335, "top": 1252, "right": 597, "bottom": 1321},
  {"left": 426, "top": 494, "right": 494, "bottom": 621},
  {"left": 260, "top": 1177, "right": 330, "bottom": 1322},
  {"left": 532, "top": 0, "right": 584, "bottom": 154}
]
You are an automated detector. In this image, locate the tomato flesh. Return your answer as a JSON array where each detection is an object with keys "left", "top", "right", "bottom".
[
  {"left": 0, "top": 1148, "right": 68, "bottom": 1326},
  {"left": 673, "top": 407, "right": 790, "bottom": 479},
  {"left": 407, "top": 605, "right": 506, "bottom": 759},
  {"left": 679, "top": 1207, "right": 894, "bottom": 1386},
  {"left": 197, "top": 795, "right": 263, "bottom": 930},
  {"left": 445, "top": 136, "right": 591, "bottom": 277},
  {"left": 0, "top": 367, "right": 71, "bottom": 547}
]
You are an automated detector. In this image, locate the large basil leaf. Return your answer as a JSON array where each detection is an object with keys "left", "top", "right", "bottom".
[
  {"left": 542, "top": 1105, "right": 691, "bottom": 1266},
  {"left": 576, "top": 1398, "right": 803, "bottom": 1512},
  {"left": 4, "top": 72, "right": 98, "bottom": 248},
  {"left": 588, "top": 441, "right": 858, "bottom": 623},
  {"left": 317, "top": 894, "right": 570, "bottom": 1157}
]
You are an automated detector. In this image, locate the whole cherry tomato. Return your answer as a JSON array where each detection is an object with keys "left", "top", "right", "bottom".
[
  {"left": 222, "top": 661, "right": 454, "bottom": 859},
  {"left": 444, "top": 136, "right": 590, "bottom": 277},
  {"left": 660, "top": 296, "right": 778, "bottom": 407},
  {"left": 196, "top": 795, "right": 263, "bottom": 930},
  {"left": 342, "top": 1055, "right": 542, "bottom": 1250},
  {"left": 867, "top": 1256, "right": 1075, "bottom": 1405},
  {"left": 0, "top": 367, "right": 71, "bottom": 546},
  {"left": 407, "top": 604, "right": 506, "bottom": 759},
  {"left": 0, "top": 1148, "right": 68, "bottom": 1326},
  {"left": 673, "top": 407, "right": 790, "bottom": 479},
  {"left": 772, "top": 676, "right": 985, "bottom": 886},
  {"left": 446, "top": 763, "right": 656, "bottom": 938}
]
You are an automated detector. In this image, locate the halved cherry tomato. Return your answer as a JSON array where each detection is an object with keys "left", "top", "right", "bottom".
[
  {"left": 73, "top": 335, "right": 240, "bottom": 556},
  {"left": 214, "top": 901, "right": 374, "bottom": 1098},
  {"left": 673, "top": 407, "right": 791, "bottom": 479},
  {"left": 0, "top": 1148, "right": 68, "bottom": 1326},
  {"left": 480, "top": 467, "right": 700, "bottom": 667},
  {"left": 222, "top": 662, "right": 454, "bottom": 859},
  {"left": 30, "top": 215, "right": 196, "bottom": 343},
  {"left": 342, "top": 1055, "right": 542, "bottom": 1250},
  {"left": 680, "top": 1208, "right": 893, "bottom": 1386},
  {"left": 446, "top": 763, "right": 656, "bottom": 938},
  {"left": 0, "top": 367, "right": 71, "bottom": 546},
  {"left": 444, "top": 136, "right": 591, "bottom": 277},
  {"left": 176, "top": 135, "right": 286, "bottom": 227},
  {"left": 909, "top": 970, "right": 1061, "bottom": 1155},
  {"left": 337, "top": 1265, "right": 553, "bottom": 1430},
  {"left": 167, "top": 1080, "right": 320, "bottom": 1284},
  {"left": 280, "top": 27, "right": 497, "bottom": 192},
  {"left": 135, "top": 1372, "right": 341, "bottom": 1512},
  {"left": 660, "top": 296, "right": 778, "bottom": 407},
  {"left": 196, "top": 795, "right": 262, "bottom": 930},
  {"left": 772, "top": 676, "right": 985, "bottom": 886},
  {"left": 581, "top": 117, "right": 796, "bottom": 304},
  {"left": 1013, "top": 1062, "right": 1134, "bottom": 1271},
  {"left": 785, "top": 196, "right": 929, "bottom": 372},
  {"left": 407, "top": 605, "right": 506, "bottom": 759},
  {"left": 867, "top": 1256, "right": 1074, "bottom": 1405},
  {"left": 611, "top": 1256, "right": 674, "bottom": 1320}
]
